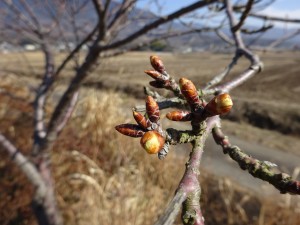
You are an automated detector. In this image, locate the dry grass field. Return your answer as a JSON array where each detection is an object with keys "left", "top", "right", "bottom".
[{"left": 0, "top": 50, "right": 300, "bottom": 224}]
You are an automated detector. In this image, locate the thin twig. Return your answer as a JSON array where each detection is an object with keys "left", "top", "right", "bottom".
[
  {"left": 99, "top": 0, "right": 218, "bottom": 51},
  {"left": 249, "top": 13, "right": 300, "bottom": 24},
  {"left": 232, "top": 0, "right": 254, "bottom": 32}
]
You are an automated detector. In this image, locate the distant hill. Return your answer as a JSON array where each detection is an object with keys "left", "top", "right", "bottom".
[{"left": 0, "top": 0, "right": 298, "bottom": 51}]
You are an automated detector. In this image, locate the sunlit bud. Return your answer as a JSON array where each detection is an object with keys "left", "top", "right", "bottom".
[
  {"left": 133, "top": 111, "right": 148, "bottom": 129},
  {"left": 140, "top": 131, "right": 165, "bottom": 154},
  {"left": 204, "top": 93, "right": 233, "bottom": 116},
  {"left": 146, "top": 96, "right": 160, "bottom": 123},
  {"left": 115, "top": 124, "right": 145, "bottom": 137},
  {"left": 150, "top": 55, "right": 165, "bottom": 73},
  {"left": 144, "top": 70, "right": 163, "bottom": 80},
  {"left": 179, "top": 78, "right": 201, "bottom": 108},
  {"left": 166, "top": 111, "right": 192, "bottom": 121}
]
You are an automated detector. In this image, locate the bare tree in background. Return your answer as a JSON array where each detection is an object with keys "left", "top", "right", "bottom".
[{"left": 0, "top": 0, "right": 300, "bottom": 225}]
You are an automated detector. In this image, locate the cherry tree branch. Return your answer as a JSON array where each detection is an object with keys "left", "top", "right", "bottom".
[
  {"left": 248, "top": 13, "right": 300, "bottom": 24},
  {"left": 55, "top": 24, "right": 98, "bottom": 77},
  {"left": 99, "top": 0, "right": 218, "bottom": 51},
  {"left": 32, "top": 42, "right": 55, "bottom": 153},
  {"left": 0, "top": 133, "right": 47, "bottom": 202},
  {"left": 134, "top": 96, "right": 186, "bottom": 112},
  {"left": 107, "top": 0, "right": 137, "bottom": 32},
  {"left": 155, "top": 117, "right": 218, "bottom": 225},
  {"left": 232, "top": 0, "right": 254, "bottom": 32},
  {"left": 241, "top": 24, "right": 273, "bottom": 34},
  {"left": 204, "top": 0, "right": 263, "bottom": 95},
  {"left": 212, "top": 122, "right": 300, "bottom": 195},
  {"left": 203, "top": 50, "right": 240, "bottom": 90},
  {"left": 215, "top": 29, "right": 235, "bottom": 45},
  {"left": 102, "top": 26, "right": 219, "bottom": 58},
  {"left": 40, "top": 0, "right": 218, "bottom": 156},
  {"left": 267, "top": 29, "right": 300, "bottom": 49},
  {"left": 55, "top": 91, "right": 79, "bottom": 134}
]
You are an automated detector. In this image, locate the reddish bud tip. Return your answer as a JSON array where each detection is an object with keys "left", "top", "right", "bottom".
[
  {"left": 150, "top": 55, "right": 165, "bottom": 73},
  {"left": 144, "top": 70, "right": 163, "bottom": 80},
  {"left": 146, "top": 96, "right": 160, "bottom": 123},
  {"left": 115, "top": 124, "right": 145, "bottom": 137},
  {"left": 166, "top": 111, "right": 192, "bottom": 121},
  {"left": 179, "top": 78, "right": 201, "bottom": 108},
  {"left": 140, "top": 131, "right": 165, "bottom": 154},
  {"left": 205, "top": 93, "right": 233, "bottom": 116},
  {"left": 133, "top": 111, "right": 148, "bottom": 129}
]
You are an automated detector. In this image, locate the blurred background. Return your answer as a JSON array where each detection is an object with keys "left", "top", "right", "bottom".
[{"left": 0, "top": 0, "right": 299, "bottom": 224}]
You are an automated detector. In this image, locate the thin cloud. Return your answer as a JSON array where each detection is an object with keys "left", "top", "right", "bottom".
[{"left": 259, "top": 7, "right": 300, "bottom": 28}]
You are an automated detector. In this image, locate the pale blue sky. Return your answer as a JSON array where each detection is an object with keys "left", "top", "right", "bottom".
[
  {"left": 137, "top": 0, "right": 300, "bottom": 28},
  {"left": 138, "top": 0, "right": 300, "bottom": 14}
]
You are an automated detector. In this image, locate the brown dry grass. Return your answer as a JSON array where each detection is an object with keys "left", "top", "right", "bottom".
[
  {"left": 51, "top": 90, "right": 182, "bottom": 225},
  {"left": 1, "top": 52, "right": 300, "bottom": 225}
]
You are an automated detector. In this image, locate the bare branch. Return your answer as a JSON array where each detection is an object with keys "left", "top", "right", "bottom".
[
  {"left": 0, "top": 133, "right": 47, "bottom": 203},
  {"left": 107, "top": 0, "right": 137, "bottom": 32},
  {"left": 55, "top": 91, "right": 79, "bottom": 133},
  {"left": 212, "top": 124, "right": 300, "bottom": 195},
  {"left": 3, "top": 0, "right": 38, "bottom": 35},
  {"left": 92, "top": 0, "right": 105, "bottom": 38},
  {"left": 102, "top": 26, "right": 219, "bottom": 58},
  {"left": 241, "top": 24, "right": 273, "bottom": 34},
  {"left": 225, "top": 0, "right": 245, "bottom": 48},
  {"left": 267, "top": 29, "right": 300, "bottom": 49},
  {"left": 20, "top": 0, "right": 43, "bottom": 34},
  {"left": 55, "top": 24, "right": 98, "bottom": 77},
  {"left": 134, "top": 96, "right": 186, "bottom": 112},
  {"left": 43, "top": 45, "right": 101, "bottom": 154},
  {"left": 155, "top": 117, "right": 218, "bottom": 225},
  {"left": 215, "top": 29, "right": 235, "bottom": 45},
  {"left": 204, "top": 0, "right": 263, "bottom": 95},
  {"left": 249, "top": 13, "right": 300, "bottom": 24},
  {"left": 232, "top": 0, "right": 254, "bottom": 32},
  {"left": 100, "top": 0, "right": 218, "bottom": 50},
  {"left": 203, "top": 52, "right": 240, "bottom": 90},
  {"left": 154, "top": 190, "right": 187, "bottom": 225},
  {"left": 32, "top": 42, "right": 55, "bottom": 154}
]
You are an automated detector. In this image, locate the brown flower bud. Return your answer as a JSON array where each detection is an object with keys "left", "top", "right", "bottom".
[
  {"left": 166, "top": 111, "right": 192, "bottom": 121},
  {"left": 179, "top": 78, "right": 201, "bottom": 109},
  {"left": 146, "top": 96, "right": 160, "bottom": 123},
  {"left": 204, "top": 93, "right": 233, "bottom": 116},
  {"left": 149, "top": 80, "right": 171, "bottom": 89},
  {"left": 133, "top": 111, "right": 148, "bottom": 129},
  {"left": 149, "top": 80, "right": 165, "bottom": 88},
  {"left": 140, "top": 131, "right": 165, "bottom": 154},
  {"left": 150, "top": 55, "right": 165, "bottom": 73},
  {"left": 115, "top": 124, "right": 145, "bottom": 137},
  {"left": 144, "top": 70, "right": 163, "bottom": 80}
]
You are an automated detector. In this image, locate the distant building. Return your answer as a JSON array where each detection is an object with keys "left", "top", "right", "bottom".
[{"left": 24, "top": 44, "right": 37, "bottom": 51}]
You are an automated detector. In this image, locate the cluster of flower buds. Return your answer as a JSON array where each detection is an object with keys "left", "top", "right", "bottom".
[
  {"left": 144, "top": 56, "right": 181, "bottom": 96},
  {"left": 144, "top": 56, "right": 170, "bottom": 88},
  {"left": 115, "top": 96, "right": 165, "bottom": 154},
  {"left": 167, "top": 78, "right": 233, "bottom": 123}
]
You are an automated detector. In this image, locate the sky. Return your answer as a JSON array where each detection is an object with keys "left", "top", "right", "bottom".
[
  {"left": 138, "top": 0, "right": 300, "bottom": 14},
  {"left": 137, "top": 0, "right": 300, "bottom": 28}
]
